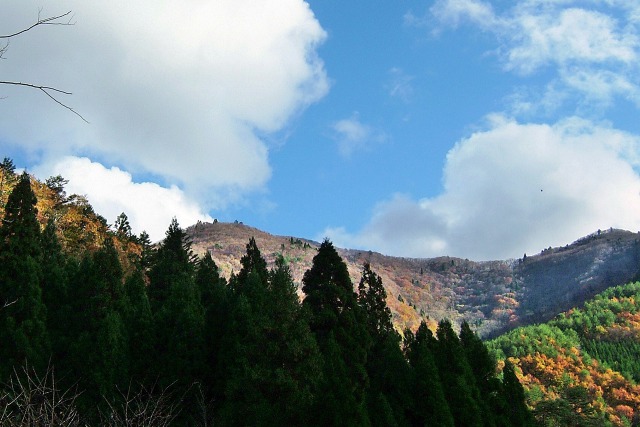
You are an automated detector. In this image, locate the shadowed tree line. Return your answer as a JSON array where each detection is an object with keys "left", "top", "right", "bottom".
[{"left": 0, "top": 171, "right": 532, "bottom": 425}]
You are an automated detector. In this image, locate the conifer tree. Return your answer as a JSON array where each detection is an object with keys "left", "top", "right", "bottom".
[
  {"left": 459, "top": 321, "right": 501, "bottom": 425},
  {"left": 302, "top": 239, "right": 371, "bottom": 426},
  {"left": 0, "top": 172, "right": 49, "bottom": 379},
  {"left": 358, "top": 263, "right": 411, "bottom": 426},
  {"left": 403, "top": 322, "right": 454, "bottom": 427},
  {"left": 40, "top": 218, "right": 71, "bottom": 367},
  {"left": 220, "top": 245, "right": 322, "bottom": 425},
  {"left": 0, "top": 157, "right": 17, "bottom": 208},
  {"left": 66, "top": 238, "right": 128, "bottom": 416},
  {"left": 502, "top": 362, "right": 533, "bottom": 426},
  {"left": 122, "top": 269, "right": 153, "bottom": 382},
  {"left": 148, "top": 219, "right": 205, "bottom": 393},
  {"left": 196, "top": 251, "right": 229, "bottom": 405},
  {"left": 434, "top": 319, "right": 485, "bottom": 427}
]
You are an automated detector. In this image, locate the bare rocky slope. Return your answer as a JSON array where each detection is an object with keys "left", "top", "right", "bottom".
[{"left": 187, "top": 221, "right": 640, "bottom": 337}]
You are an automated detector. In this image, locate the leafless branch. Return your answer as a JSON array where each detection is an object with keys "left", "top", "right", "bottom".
[
  {"left": 1, "top": 299, "right": 17, "bottom": 310},
  {"left": 0, "top": 10, "right": 74, "bottom": 40},
  {"left": 100, "top": 381, "right": 181, "bottom": 427},
  {"left": 0, "top": 362, "right": 83, "bottom": 426},
  {"left": 0, "top": 81, "right": 89, "bottom": 123},
  {"left": 0, "top": 10, "right": 87, "bottom": 122}
]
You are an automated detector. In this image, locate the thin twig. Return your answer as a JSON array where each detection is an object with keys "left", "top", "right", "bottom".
[
  {"left": 0, "top": 11, "right": 74, "bottom": 39},
  {"left": 0, "top": 81, "right": 89, "bottom": 123}
]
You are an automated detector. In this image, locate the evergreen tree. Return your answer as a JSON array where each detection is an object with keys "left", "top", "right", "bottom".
[
  {"left": 403, "top": 322, "right": 454, "bottom": 427},
  {"left": 40, "top": 218, "right": 71, "bottom": 368},
  {"left": 122, "top": 269, "right": 153, "bottom": 382},
  {"left": 219, "top": 245, "right": 322, "bottom": 426},
  {"left": 434, "top": 319, "right": 485, "bottom": 427},
  {"left": 459, "top": 321, "right": 501, "bottom": 425},
  {"left": 234, "top": 236, "right": 268, "bottom": 291},
  {"left": 196, "top": 251, "right": 229, "bottom": 407},
  {"left": 0, "top": 157, "right": 17, "bottom": 208},
  {"left": 358, "top": 263, "right": 411, "bottom": 426},
  {"left": 114, "top": 212, "right": 133, "bottom": 240},
  {"left": 0, "top": 172, "right": 49, "bottom": 379},
  {"left": 148, "top": 219, "right": 205, "bottom": 396},
  {"left": 502, "top": 362, "right": 533, "bottom": 426},
  {"left": 66, "top": 238, "right": 128, "bottom": 417},
  {"left": 137, "top": 230, "right": 154, "bottom": 270},
  {"left": 302, "top": 239, "right": 371, "bottom": 426}
]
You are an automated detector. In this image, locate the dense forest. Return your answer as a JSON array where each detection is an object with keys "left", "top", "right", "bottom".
[
  {"left": 490, "top": 282, "right": 640, "bottom": 426},
  {"left": 0, "top": 162, "right": 531, "bottom": 425}
]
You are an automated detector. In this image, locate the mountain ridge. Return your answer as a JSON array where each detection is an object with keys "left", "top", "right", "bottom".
[{"left": 187, "top": 221, "right": 640, "bottom": 337}]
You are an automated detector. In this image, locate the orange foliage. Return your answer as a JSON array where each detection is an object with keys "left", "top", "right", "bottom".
[{"left": 508, "top": 347, "right": 640, "bottom": 426}]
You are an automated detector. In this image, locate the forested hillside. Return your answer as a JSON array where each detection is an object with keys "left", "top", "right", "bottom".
[
  {"left": 0, "top": 164, "right": 530, "bottom": 425},
  {"left": 489, "top": 281, "right": 640, "bottom": 426}
]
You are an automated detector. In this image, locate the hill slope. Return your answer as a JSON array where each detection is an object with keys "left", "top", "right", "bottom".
[
  {"left": 187, "top": 221, "right": 640, "bottom": 337},
  {"left": 489, "top": 281, "right": 640, "bottom": 425}
]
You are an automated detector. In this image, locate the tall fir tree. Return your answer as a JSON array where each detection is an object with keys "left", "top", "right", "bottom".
[
  {"left": 196, "top": 251, "right": 229, "bottom": 404},
  {"left": 148, "top": 218, "right": 205, "bottom": 397},
  {"left": 434, "top": 319, "right": 486, "bottom": 427},
  {"left": 358, "top": 263, "right": 412, "bottom": 426},
  {"left": 0, "top": 172, "right": 49, "bottom": 379},
  {"left": 219, "top": 245, "right": 322, "bottom": 426},
  {"left": 502, "top": 361, "right": 534, "bottom": 426},
  {"left": 122, "top": 268, "right": 153, "bottom": 382},
  {"left": 460, "top": 321, "right": 503, "bottom": 426},
  {"left": 40, "top": 218, "right": 71, "bottom": 368},
  {"left": 66, "top": 238, "right": 129, "bottom": 418},
  {"left": 302, "top": 239, "right": 371, "bottom": 426},
  {"left": 403, "top": 322, "right": 454, "bottom": 427}
]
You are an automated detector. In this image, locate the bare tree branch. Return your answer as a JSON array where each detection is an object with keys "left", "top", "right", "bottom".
[
  {"left": 0, "top": 10, "right": 74, "bottom": 39},
  {"left": 0, "top": 10, "right": 87, "bottom": 122},
  {"left": 0, "top": 81, "right": 89, "bottom": 123},
  {"left": 1, "top": 299, "right": 17, "bottom": 310}
]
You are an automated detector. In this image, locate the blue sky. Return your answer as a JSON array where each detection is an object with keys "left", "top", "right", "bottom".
[{"left": 2, "top": 0, "right": 640, "bottom": 260}]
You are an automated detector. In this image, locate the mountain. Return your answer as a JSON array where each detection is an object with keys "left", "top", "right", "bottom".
[{"left": 187, "top": 221, "right": 640, "bottom": 337}]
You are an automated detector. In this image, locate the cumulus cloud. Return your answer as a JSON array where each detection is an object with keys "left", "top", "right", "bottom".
[
  {"left": 323, "top": 116, "right": 640, "bottom": 260},
  {"left": 35, "top": 157, "right": 213, "bottom": 241},
  {"left": 331, "top": 113, "right": 384, "bottom": 158},
  {"left": 0, "top": 0, "right": 328, "bottom": 200},
  {"left": 427, "top": 0, "right": 640, "bottom": 110}
]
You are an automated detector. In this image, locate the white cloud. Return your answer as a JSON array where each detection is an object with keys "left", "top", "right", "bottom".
[
  {"left": 428, "top": 0, "right": 640, "bottom": 111},
  {"left": 430, "top": 0, "right": 498, "bottom": 30},
  {"left": 506, "top": 7, "right": 637, "bottom": 74},
  {"left": 323, "top": 116, "right": 640, "bottom": 260},
  {"left": 331, "top": 113, "right": 384, "bottom": 158},
  {"left": 0, "top": 0, "right": 328, "bottom": 199},
  {"left": 387, "top": 67, "right": 414, "bottom": 102},
  {"left": 35, "top": 157, "right": 213, "bottom": 242}
]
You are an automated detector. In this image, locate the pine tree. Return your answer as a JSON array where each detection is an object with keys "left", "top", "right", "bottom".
[
  {"left": 0, "top": 172, "right": 49, "bottom": 379},
  {"left": 302, "top": 239, "right": 371, "bottom": 426}
]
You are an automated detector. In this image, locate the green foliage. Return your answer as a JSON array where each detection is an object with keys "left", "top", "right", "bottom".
[
  {"left": 303, "top": 240, "right": 372, "bottom": 425},
  {"left": 0, "top": 173, "right": 49, "bottom": 379},
  {"left": 0, "top": 174, "right": 534, "bottom": 424}
]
